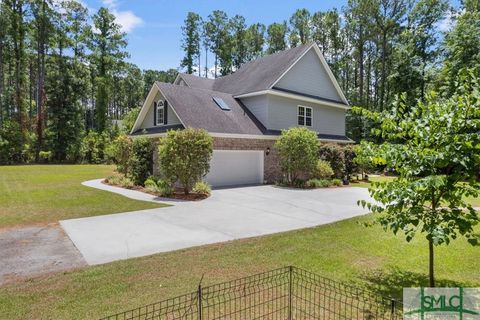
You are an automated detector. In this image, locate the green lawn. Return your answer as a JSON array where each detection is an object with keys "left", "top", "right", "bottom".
[
  {"left": 351, "top": 175, "right": 480, "bottom": 207},
  {"left": 349, "top": 175, "right": 396, "bottom": 188},
  {"left": 1, "top": 213, "right": 479, "bottom": 320},
  {"left": 0, "top": 165, "right": 167, "bottom": 227},
  {"left": 0, "top": 167, "right": 478, "bottom": 319}
]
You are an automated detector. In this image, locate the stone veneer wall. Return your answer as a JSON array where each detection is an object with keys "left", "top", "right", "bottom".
[{"left": 213, "top": 137, "right": 281, "bottom": 183}]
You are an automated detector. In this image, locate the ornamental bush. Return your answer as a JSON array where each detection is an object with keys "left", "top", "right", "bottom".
[
  {"left": 143, "top": 177, "right": 174, "bottom": 197},
  {"left": 128, "top": 137, "right": 155, "bottom": 186},
  {"left": 305, "top": 178, "right": 331, "bottom": 188},
  {"left": 274, "top": 127, "right": 319, "bottom": 185},
  {"left": 314, "top": 159, "right": 334, "bottom": 179},
  {"left": 318, "top": 143, "right": 345, "bottom": 179},
  {"left": 158, "top": 128, "right": 213, "bottom": 195},
  {"left": 193, "top": 181, "right": 211, "bottom": 195},
  {"left": 156, "top": 179, "right": 174, "bottom": 197}
]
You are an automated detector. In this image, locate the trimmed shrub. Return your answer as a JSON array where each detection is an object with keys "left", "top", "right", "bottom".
[
  {"left": 105, "top": 174, "right": 134, "bottom": 189},
  {"left": 314, "top": 159, "right": 334, "bottom": 179},
  {"left": 331, "top": 178, "right": 342, "bottom": 186},
  {"left": 156, "top": 179, "right": 174, "bottom": 197},
  {"left": 144, "top": 177, "right": 159, "bottom": 193},
  {"left": 193, "top": 181, "right": 211, "bottom": 195},
  {"left": 305, "top": 178, "right": 331, "bottom": 188},
  {"left": 158, "top": 128, "right": 213, "bottom": 195},
  {"left": 108, "top": 134, "right": 132, "bottom": 175},
  {"left": 128, "top": 137, "right": 155, "bottom": 186},
  {"left": 274, "top": 127, "right": 319, "bottom": 185},
  {"left": 143, "top": 177, "right": 174, "bottom": 197}
]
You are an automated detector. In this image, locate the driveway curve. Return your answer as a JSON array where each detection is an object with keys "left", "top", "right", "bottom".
[{"left": 61, "top": 181, "right": 372, "bottom": 265}]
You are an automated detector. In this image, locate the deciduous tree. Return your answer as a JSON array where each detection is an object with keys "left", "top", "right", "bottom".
[{"left": 355, "top": 69, "right": 480, "bottom": 287}]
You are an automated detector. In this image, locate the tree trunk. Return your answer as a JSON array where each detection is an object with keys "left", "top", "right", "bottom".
[
  {"left": 380, "top": 31, "right": 387, "bottom": 111},
  {"left": 36, "top": 3, "right": 47, "bottom": 162},
  {"left": 358, "top": 26, "right": 364, "bottom": 106},
  {"left": 429, "top": 238, "right": 435, "bottom": 287},
  {"left": 13, "top": 0, "right": 26, "bottom": 137}
]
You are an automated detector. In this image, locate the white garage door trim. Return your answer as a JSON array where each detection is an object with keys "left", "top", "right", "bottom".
[{"left": 205, "top": 150, "right": 264, "bottom": 188}]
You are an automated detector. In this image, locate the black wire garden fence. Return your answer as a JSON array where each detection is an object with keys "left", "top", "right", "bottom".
[{"left": 100, "top": 266, "right": 403, "bottom": 320}]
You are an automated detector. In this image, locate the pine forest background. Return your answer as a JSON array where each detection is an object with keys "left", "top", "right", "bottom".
[{"left": 0, "top": 0, "right": 479, "bottom": 164}]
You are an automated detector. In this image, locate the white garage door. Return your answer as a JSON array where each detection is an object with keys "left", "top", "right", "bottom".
[{"left": 205, "top": 150, "right": 264, "bottom": 187}]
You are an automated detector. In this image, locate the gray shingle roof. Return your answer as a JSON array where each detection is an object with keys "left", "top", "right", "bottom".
[
  {"left": 177, "top": 73, "right": 215, "bottom": 90},
  {"left": 213, "top": 43, "right": 312, "bottom": 95},
  {"left": 178, "top": 43, "right": 313, "bottom": 96},
  {"left": 135, "top": 44, "right": 351, "bottom": 141},
  {"left": 155, "top": 82, "right": 264, "bottom": 135}
]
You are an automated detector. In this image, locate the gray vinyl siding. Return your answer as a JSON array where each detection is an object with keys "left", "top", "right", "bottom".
[
  {"left": 275, "top": 48, "right": 342, "bottom": 102},
  {"left": 267, "top": 95, "right": 346, "bottom": 136},
  {"left": 240, "top": 95, "right": 269, "bottom": 127},
  {"left": 139, "top": 91, "right": 182, "bottom": 129}
]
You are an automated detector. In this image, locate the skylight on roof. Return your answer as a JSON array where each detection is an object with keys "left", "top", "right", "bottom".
[{"left": 212, "top": 97, "right": 231, "bottom": 111}]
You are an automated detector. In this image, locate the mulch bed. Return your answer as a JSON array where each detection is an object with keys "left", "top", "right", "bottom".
[{"left": 104, "top": 180, "right": 209, "bottom": 201}]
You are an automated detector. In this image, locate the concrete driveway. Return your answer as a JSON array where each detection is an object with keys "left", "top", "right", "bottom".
[{"left": 61, "top": 183, "right": 372, "bottom": 265}]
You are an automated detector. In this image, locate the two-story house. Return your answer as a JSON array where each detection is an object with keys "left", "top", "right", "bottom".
[{"left": 131, "top": 42, "right": 352, "bottom": 187}]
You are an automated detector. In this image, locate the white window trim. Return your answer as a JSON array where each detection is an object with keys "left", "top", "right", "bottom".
[
  {"left": 298, "top": 105, "right": 312, "bottom": 127},
  {"left": 156, "top": 100, "right": 165, "bottom": 126}
]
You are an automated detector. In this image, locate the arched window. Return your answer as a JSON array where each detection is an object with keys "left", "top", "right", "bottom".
[{"left": 156, "top": 100, "right": 165, "bottom": 125}]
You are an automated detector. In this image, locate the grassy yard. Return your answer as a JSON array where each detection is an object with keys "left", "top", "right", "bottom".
[
  {"left": 0, "top": 165, "right": 167, "bottom": 228},
  {"left": 0, "top": 167, "right": 478, "bottom": 319},
  {"left": 351, "top": 175, "right": 480, "bottom": 207},
  {"left": 1, "top": 213, "right": 479, "bottom": 320}
]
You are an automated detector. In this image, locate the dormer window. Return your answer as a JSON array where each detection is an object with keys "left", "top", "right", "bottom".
[
  {"left": 156, "top": 100, "right": 165, "bottom": 125},
  {"left": 298, "top": 105, "right": 312, "bottom": 127}
]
